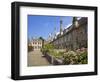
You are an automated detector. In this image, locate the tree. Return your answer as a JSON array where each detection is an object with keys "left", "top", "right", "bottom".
[
  {"left": 39, "top": 37, "right": 44, "bottom": 40},
  {"left": 39, "top": 37, "right": 45, "bottom": 48}
]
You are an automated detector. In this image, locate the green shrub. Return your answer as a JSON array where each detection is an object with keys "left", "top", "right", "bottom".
[
  {"left": 49, "top": 50, "right": 64, "bottom": 59},
  {"left": 63, "top": 51, "right": 78, "bottom": 64},
  {"left": 41, "top": 43, "right": 88, "bottom": 65},
  {"left": 63, "top": 51, "right": 88, "bottom": 65},
  {"left": 41, "top": 44, "right": 54, "bottom": 54},
  {"left": 28, "top": 46, "right": 33, "bottom": 52},
  {"left": 77, "top": 51, "right": 88, "bottom": 64}
]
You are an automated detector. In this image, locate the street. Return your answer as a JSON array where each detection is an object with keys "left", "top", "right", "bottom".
[{"left": 28, "top": 50, "right": 51, "bottom": 66}]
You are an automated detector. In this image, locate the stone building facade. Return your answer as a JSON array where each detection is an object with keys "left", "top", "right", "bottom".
[
  {"left": 50, "top": 17, "right": 87, "bottom": 50},
  {"left": 28, "top": 39, "right": 42, "bottom": 51}
]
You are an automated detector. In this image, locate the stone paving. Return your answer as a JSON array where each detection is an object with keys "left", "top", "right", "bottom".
[{"left": 28, "top": 50, "right": 51, "bottom": 66}]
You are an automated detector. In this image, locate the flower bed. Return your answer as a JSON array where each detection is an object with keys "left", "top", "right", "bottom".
[
  {"left": 41, "top": 44, "right": 88, "bottom": 65},
  {"left": 63, "top": 48, "right": 88, "bottom": 65}
]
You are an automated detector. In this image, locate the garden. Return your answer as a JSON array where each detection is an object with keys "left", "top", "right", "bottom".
[{"left": 41, "top": 44, "right": 88, "bottom": 65}]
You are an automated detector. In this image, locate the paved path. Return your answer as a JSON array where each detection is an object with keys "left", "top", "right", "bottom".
[{"left": 28, "top": 50, "right": 51, "bottom": 66}]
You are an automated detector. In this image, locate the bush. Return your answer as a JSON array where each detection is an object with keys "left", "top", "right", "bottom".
[
  {"left": 41, "top": 44, "right": 54, "bottom": 54},
  {"left": 28, "top": 46, "right": 33, "bottom": 52},
  {"left": 63, "top": 51, "right": 78, "bottom": 64},
  {"left": 41, "top": 44, "right": 64, "bottom": 59},
  {"left": 41, "top": 43, "right": 88, "bottom": 65},
  {"left": 49, "top": 50, "right": 64, "bottom": 59},
  {"left": 63, "top": 50, "right": 88, "bottom": 65},
  {"left": 77, "top": 51, "right": 88, "bottom": 64}
]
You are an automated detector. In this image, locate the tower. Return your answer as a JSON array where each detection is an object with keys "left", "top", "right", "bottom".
[
  {"left": 60, "top": 17, "right": 63, "bottom": 35},
  {"left": 72, "top": 17, "right": 79, "bottom": 27},
  {"left": 72, "top": 17, "right": 77, "bottom": 24}
]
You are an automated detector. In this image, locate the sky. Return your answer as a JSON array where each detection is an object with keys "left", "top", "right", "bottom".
[{"left": 28, "top": 15, "right": 73, "bottom": 40}]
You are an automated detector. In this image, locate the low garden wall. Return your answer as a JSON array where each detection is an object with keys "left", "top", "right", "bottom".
[{"left": 45, "top": 53, "right": 63, "bottom": 65}]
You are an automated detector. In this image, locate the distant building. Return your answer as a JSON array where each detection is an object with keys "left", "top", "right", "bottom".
[
  {"left": 50, "top": 17, "right": 87, "bottom": 50},
  {"left": 28, "top": 38, "right": 42, "bottom": 51}
]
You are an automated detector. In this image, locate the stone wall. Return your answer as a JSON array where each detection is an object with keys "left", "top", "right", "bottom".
[{"left": 51, "top": 17, "right": 87, "bottom": 50}]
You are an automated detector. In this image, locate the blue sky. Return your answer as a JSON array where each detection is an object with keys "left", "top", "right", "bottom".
[{"left": 28, "top": 15, "right": 73, "bottom": 40}]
